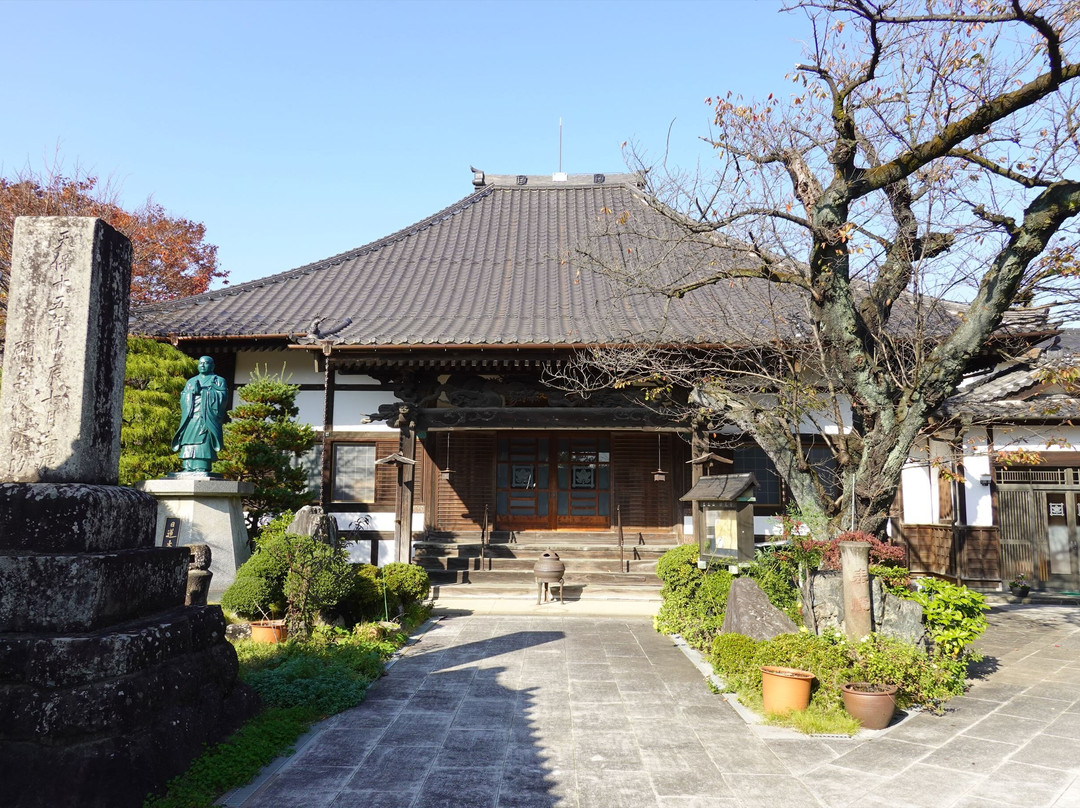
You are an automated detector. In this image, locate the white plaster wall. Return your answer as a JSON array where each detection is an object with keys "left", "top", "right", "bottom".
[
  {"left": 334, "top": 371, "right": 380, "bottom": 384},
  {"left": 756, "top": 515, "right": 785, "bottom": 538},
  {"left": 231, "top": 350, "right": 325, "bottom": 426},
  {"left": 962, "top": 428, "right": 994, "bottom": 526},
  {"left": 700, "top": 392, "right": 852, "bottom": 435},
  {"left": 295, "top": 390, "right": 324, "bottom": 428},
  {"left": 333, "top": 390, "right": 400, "bottom": 432},
  {"left": 329, "top": 510, "right": 422, "bottom": 533},
  {"left": 234, "top": 350, "right": 322, "bottom": 385},
  {"left": 377, "top": 540, "right": 397, "bottom": 565},
  {"left": 901, "top": 457, "right": 934, "bottom": 525}
]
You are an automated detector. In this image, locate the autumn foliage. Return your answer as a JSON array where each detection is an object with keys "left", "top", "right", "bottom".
[{"left": 0, "top": 170, "right": 225, "bottom": 333}]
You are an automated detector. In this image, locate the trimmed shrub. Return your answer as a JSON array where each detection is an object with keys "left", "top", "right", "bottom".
[
  {"left": 710, "top": 632, "right": 759, "bottom": 679},
  {"left": 710, "top": 628, "right": 969, "bottom": 716},
  {"left": 382, "top": 562, "right": 431, "bottom": 606},
  {"left": 654, "top": 544, "right": 733, "bottom": 649},
  {"left": 335, "top": 564, "right": 389, "bottom": 624},
  {"left": 220, "top": 517, "right": 291, "bottom": 618},
  {"left": 220, "top": 575, "right": 281, "bottom": 620}
]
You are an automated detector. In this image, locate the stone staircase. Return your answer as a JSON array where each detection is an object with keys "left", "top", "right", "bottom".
[{"left": 414, "top": 530, "right": 681, "bottom": 601}]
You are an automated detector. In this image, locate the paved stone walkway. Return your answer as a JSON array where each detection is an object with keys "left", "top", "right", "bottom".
[{"left": 225, "top": 604, "right": 1080, "bottom": 808}]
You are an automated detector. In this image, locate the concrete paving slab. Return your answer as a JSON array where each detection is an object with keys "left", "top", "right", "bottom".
[{"left": 220, "top": 603, "right": 1080, "bottom": 808}]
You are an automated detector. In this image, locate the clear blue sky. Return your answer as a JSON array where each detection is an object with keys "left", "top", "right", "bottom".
[{"left": 2, "top": 0, "right": 807, "bottom": 288}]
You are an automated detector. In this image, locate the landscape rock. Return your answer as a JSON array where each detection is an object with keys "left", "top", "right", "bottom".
[
  {"left": 803, "top": 569, "right": 926, "bottom": 646},
  {"left": 721, "top": 577, "right": 798, "bottom": 640},
  {"left": 288, "top": 504, "right": 339, "bottom": 546}
]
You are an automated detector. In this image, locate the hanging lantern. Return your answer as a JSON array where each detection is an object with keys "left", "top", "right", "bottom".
[
  {"left": 441, "top": 431, "right": 453, "bottom": 480},
  {"left": 653, "top": 433, "right": 667, "bottom": 482}
]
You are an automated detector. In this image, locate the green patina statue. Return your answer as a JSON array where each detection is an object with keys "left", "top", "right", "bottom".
[{"left": 172, "top": 355, "right": 228, "bottom": 473}]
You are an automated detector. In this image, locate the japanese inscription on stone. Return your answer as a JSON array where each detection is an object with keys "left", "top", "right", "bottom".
[{"left": 0, "top": 218, "right": 132, "bottom": 484}]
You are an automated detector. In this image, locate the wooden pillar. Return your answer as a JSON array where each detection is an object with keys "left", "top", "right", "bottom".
[
  {"left": 396, "top": 410, "right": 417, "bottom": 564},
  {"left": 690, "top": 423, "right": 708, "bottom": 543},
  {"left": 319, "top": 357, "right": 336, "bottom": 509}
]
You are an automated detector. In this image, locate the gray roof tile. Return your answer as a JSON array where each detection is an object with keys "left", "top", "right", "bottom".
[{"left": 130, "top": 174, "right": 810, "bottom": 347}]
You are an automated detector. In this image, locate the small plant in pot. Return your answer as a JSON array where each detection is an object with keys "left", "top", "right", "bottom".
[
  {"left": 220, "top": 573, "right": 287, "bottom": 643},
  {"left": 1009, "top": 573, "right": 1031, "bottom": 599}
]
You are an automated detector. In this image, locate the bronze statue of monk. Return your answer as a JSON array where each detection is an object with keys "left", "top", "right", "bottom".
[{"left": 172, "top": 356, "right": 228, "bottom": 473}]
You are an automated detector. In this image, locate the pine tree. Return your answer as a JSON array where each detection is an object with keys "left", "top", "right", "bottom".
[
  {"left": 120, "top": 338, "right": 196, "bottom": 485},
  {"left": 214, "top": 367, "right": 317, "bottom": 533}
]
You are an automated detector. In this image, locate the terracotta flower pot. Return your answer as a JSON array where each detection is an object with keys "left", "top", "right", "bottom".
[
  {"left": 760, "top": 666, "right": 814, "bottom": 714},
  {"left": 249, "top": 619, "right": 288, "bottom": 644},
  {"left": 841, "top": 682, "right": 897, "bottom": 729}
]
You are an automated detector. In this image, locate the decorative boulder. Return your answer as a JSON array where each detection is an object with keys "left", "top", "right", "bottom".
[
  {"left": 879, "top": 595, "right": 926, "bottom": 647},
  {"left": 287, "top": 505, "right": 339, "bottom": 546},
  {"left": 721, "top": 578, "right": 798, "bottom": 640},
  {"left": 803, "top": 570, "right": 927, "bottom": 647}
]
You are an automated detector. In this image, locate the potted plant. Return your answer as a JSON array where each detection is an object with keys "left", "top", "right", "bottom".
[
  {"left": 221, "top": 559, "right": 288, "bottom": 643},
  {"left": 1009, "top": 573, "right": 1030, "bottom": 599},
  {"left": 841, "top": 682, "right": 898, "bottom": 729},
  {"left": 760, "top": 666, "right": 814, "bottom": 714},
  {"left": 249, "top": 613, "right": 288, "bottom": 643}
]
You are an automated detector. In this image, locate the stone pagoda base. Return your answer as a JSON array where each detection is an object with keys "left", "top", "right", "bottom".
[{"left": 0, "top": 483, "right": 258, "bottom": 808}]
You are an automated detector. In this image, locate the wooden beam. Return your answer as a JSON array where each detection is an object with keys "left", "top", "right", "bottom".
[{"left": 419, "top": 407, "right": 685, "bottom": 430}]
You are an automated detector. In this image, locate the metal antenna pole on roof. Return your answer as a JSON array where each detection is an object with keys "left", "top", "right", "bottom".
[{"left": 559, "top": 117, "right": 563, "bottom": 173}]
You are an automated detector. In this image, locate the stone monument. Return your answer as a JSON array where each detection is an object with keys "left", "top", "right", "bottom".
[
  {"left": 138, "top": 356, "right": 253, "bottom": 600},
  {"left": 0, "top": 217, "right": 256, "bottom": 807},
  {"left": 840, "top": 540, "right": 873, "bottom": 640}
]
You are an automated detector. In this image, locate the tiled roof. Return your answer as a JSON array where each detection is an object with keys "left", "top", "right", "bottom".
[
  {"left": 943, "top": 330, "right": 1080, "bottom": 420},
  {"left": 129, "top": 173, "right": 816, "bottom": 348}
]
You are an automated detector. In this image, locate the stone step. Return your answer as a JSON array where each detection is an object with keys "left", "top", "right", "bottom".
[
  {"left": 431, "top": 581, "right": 662, "bottom": 601},
  {"left": 420, "top": 556, "right": 659, "bottom": 573},
  {"left": 424, "top": 531, "right": 680, "bottom": 547},
  {"left": 0, "top": 547, "right": 189, "bottom": 633},
  {"left": 426, "top": 568, "right": 661, "bottom": 587},
  {"left": 413, "top": 544, "right": 670, "bottom": 560}
]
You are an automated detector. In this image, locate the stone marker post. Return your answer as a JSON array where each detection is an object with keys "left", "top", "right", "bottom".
[
  {"left": 0, "top": 218, "right": 255, "bottom": 808},
  {"left": 1, "top": 217, "right": 129, "bottom": 482},
  {"left": 840, "top": 540, "right": 873, "bottom": 640}
]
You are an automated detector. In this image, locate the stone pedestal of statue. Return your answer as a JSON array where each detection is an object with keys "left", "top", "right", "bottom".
[{"left": 138, "top": 477, "right": 255, "bottom": 601}]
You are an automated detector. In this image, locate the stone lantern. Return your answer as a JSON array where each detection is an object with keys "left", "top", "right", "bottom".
[{"left": 680, "top": 473, "right": 757, "bottom": 567}]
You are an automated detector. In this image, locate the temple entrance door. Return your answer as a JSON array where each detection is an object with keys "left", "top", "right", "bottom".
[
  {"left": 496, "top": 435, "right": 552, "bottom": 530},
  {"left": 554, "top": 434, "right": 611, "bottom": 529},
  {"left": 1043, "top": 491, "right": 1080, "bottom": 592},
  {"left": 495, "top": 433, "right": 611, "bottom": 530}
]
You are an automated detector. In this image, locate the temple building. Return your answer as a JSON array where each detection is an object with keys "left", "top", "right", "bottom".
[{"left": 130, "top": 169, "right": 1079, "bottom": 596}]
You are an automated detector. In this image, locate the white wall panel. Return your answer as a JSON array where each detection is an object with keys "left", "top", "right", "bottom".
[
  {"left": 234, "top": 350, "right": 322, "bottom": 385},
  {"left": 295, "top": 390, "right": 324, "bottom": 429},
  {"left": 962, "top": 428, "right": 993, "bottom": 526},
  {"left": 333, "top": 390, "right": 399, "bottom": 432},
  {"left": 901, "top": 461, "right": 934, "bottom": 524}
]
